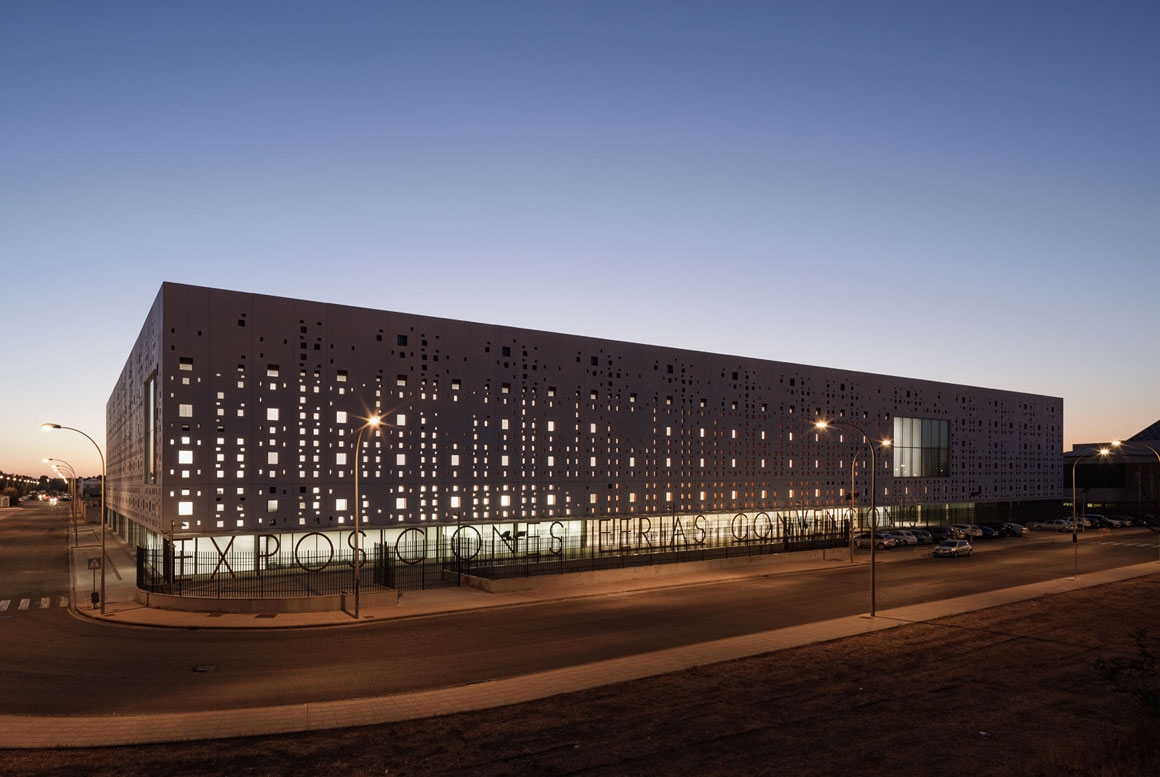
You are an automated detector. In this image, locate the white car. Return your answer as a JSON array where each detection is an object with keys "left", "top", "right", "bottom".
[
  {"left": 933, "top": 539, "right": 973, "bottom": 557},
  {"left": 890, "top": 530, "right": 919, "bottom": 546},
  {"left": 1033, "top": 519, "right": 1073, "bottom": 532}
]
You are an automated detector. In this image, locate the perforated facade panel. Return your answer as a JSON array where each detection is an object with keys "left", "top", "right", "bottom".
[{"left": 106, "top": 283, "right": 1063, "bottom": 543}]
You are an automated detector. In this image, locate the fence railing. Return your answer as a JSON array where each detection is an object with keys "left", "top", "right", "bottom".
[
  {"left": 137, "top": 546, "right": 393, "bottom": 599},
  {"left": 136, "top": 522, "right": 850, "bottom": 599},
  {"left": 448, "top": 526, "right": 849, "bottom": 582}
]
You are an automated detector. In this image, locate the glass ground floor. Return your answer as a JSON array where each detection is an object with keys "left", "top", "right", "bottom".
[{"left": 114, "top": 497, "right": 1061, "bottom": 601}]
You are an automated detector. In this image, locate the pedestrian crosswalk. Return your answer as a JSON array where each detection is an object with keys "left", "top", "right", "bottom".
[{"left": 0, "top": 596, "right": 70, "bottom": 613}]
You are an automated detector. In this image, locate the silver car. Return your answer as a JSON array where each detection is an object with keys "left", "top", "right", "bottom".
[
  {"left": 890, "top": 530, "right": 919, "bottom": 546},
  {"left": 933, "top": 539, "right": 973, "bottom": 557}
]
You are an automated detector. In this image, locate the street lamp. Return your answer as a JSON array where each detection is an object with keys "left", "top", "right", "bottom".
[
  {"left": 352, "top": 412, "right": 382, "bottom": 619},
  {"left": 42, "top": 423, "right": 106, "bottom": 614},
  {"left": 1110, "top": 440, "right": 1160, "bottom": 560},
  {"left": 44, "top": 457, "right": 79, "bottom": 546},
  {"left": 815, "top": 419, "right": 892, "bottom": 616},
  {"left": 1071, "top": 446, "right": 1111, "bottom": 578}
]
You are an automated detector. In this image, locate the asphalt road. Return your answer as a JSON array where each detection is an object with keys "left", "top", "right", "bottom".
[{"left": 2, "top": 505, "right": 1156, "bottom": 717}]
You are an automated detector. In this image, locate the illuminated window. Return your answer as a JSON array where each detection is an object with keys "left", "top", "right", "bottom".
[
  {"left": 178, "top": 501, "right": 193, "bottom": 516},
  {"left": 893, "top": 417, "right": 950, "bottom": 477},
  {"left": 144, "top": 374, "right": 157, "bottom": 485},
  {"left": 179, "top": 403, "right": 193, "bottom": 417},
  {"left": 178, "top": 450, "right": 193, "bottom": 465}
]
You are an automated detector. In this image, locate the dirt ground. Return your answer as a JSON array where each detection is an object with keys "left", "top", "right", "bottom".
[{"left": 4, "top": 574, "right": 1160, "bottom": 777}]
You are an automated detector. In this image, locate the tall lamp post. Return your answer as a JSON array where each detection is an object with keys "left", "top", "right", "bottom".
[
  {"left": 1071, "top": 446, "right": 1111, "bottom": 578},
  {"left": 42, "top": 423, "right": 106, "bottom": 614},
  {"left": 45, "top": 458, "right": 79, "bottom": 546},
  {"left": 1110, "top": 440, "right": 1160, "bottom": 560},
  {"left": 815, "top": 419, "right": 891, "bottom": 616},
  {"left": 352, "top": 413, "right": 382, "bottom": 619}
]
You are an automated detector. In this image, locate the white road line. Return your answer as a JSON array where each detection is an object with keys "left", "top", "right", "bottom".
[
  {"left": 18, "top": 599, "right": 30, "bottom": 611},
  {"left": 59, "top": 596, "right": 69, "bottom": 608},
  {"left": 39, "top": 597, "right": 50, "bottom": 609},
  {"left": 0, "top": 600, "right": 9, "bottom": 612}
]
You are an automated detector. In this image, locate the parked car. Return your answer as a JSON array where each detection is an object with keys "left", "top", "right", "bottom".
[
  {"left": 890, "top": 530, "right": 919, "bottom": 546},
  {"left": 950, "top": 523, "right": 983, "bottom": 538},
  {"left": 854, "top": 532, "right": 897, "bottom": 550},
  {"left": 1033, "top": 518, "right": 1073, "bottom": 532},
  {"left": 980, "top": 521, "right": 1024, "bottom": 537},
  {"left": 975, "top": 524, "right": 999, "bottom": 539},
  {"left": 927, "top": 526, "right": 953, "bottom": 541},
  {"left": 908, "top": 529, "right": 934, "bottom": 544},
  {"left": 933, "top": 539, "right": 973, "bottom": 557}
]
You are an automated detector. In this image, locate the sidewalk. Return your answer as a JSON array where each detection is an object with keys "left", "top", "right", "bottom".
[{"left": 4, "top": 528, "right": 1150, "bottom": 749}]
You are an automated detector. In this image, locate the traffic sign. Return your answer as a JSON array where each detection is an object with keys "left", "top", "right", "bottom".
[{"left": 87, "top": 557, "right": 101, "bottom": 570}]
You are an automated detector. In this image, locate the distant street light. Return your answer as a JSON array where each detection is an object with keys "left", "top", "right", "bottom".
[
  {"left": 352, "top": 413, "right": 383, "bottom": 619},
  {"left": 1071, "top": 446, "right": 1111, "bottom": 578},
  {"left": 44, "top": 457, "right": 79, "bottom": 546},
  {"left": 42, "top": 423, "right": 106, "bottom": 613},
  {"left": 815, "top": 419, "right": 892, "bottom": 616}
]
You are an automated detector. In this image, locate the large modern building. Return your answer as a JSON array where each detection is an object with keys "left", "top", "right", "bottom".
[{"left": 106, "top": 283, "right": 1062, "bottom": 601}]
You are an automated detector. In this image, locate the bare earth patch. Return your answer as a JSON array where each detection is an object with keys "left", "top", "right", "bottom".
[{"left": 4, "top": 575, "right": 1160, "bottom": 776}]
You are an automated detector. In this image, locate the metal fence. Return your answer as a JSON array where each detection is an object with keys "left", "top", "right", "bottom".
[
  {"left": 446, "top": 524, "right": 849, "bottom": 583},
  {"left": 137, "top": 519, "right": 850, "bottom": 599},
  {"left": 137, "top": 545, "right": 394, "bottom": 599}
]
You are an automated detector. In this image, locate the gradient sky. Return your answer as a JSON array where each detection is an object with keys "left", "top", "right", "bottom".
[{"left": 2, "top": 1, "right": 1157, "bottom": 479}]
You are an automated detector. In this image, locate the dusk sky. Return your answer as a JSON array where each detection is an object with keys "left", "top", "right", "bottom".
[{"left": 2, "top": 1, "right": 1157, "bottom": 478}]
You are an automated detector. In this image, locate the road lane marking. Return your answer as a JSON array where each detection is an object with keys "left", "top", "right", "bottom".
[
  {"left": 18, "top": 599, "right": 30, "bottom": 611},
  {"left": 39, "top": 597, "right": 50, "bottom": 609},
  {"left": 0, "top": 600, "right": 8, "bottom": 611},
  {"left": 59, "top": 596, "right": 69, "bottom": 608}
]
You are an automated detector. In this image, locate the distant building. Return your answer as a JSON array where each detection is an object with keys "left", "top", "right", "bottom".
[
  {"left": 1066, "top": 420, "right": 1160, "bottom": 519},
  {"left": 105, "top": 283, "right": 1062, "bottom": 601}
]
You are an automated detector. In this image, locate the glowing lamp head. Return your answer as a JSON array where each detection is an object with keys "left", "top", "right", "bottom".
[
  {"left": 881, "top": 439, "right": 893, "bottom": 448},
  {"left": 41, "top": 423, "right": 61, "bottom": 431},
  {"left": 368, "top": 414, "right": 382, "bottom": 428},
  {"left": 814, "top": 420, "right": 829, "bottom": 430}
]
